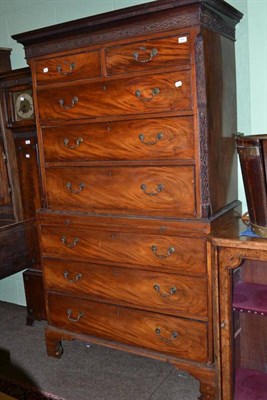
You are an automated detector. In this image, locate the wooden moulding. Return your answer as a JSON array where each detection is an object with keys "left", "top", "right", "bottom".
[{"left": 12, "top": 0, "right": 242, "bottom": 59}]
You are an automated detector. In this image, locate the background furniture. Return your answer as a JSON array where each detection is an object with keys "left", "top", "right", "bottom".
[
  {"left": 236, "top": 134, "right": 267, "bottom": 237},
  {"left": 13, "top": 1, "right": 242, "bottom": 399},
  {"left": 0, "top": 51, "right": 35, "bottom": 279},
  {"left": 0, "top": 56, "right": 45, "bottom": 324},
  {"left": 211, "top": 217, "right": 267, "bottom": 400}
]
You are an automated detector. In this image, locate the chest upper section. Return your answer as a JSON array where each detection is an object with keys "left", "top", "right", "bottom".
[{"left": 30, "top": 30, "right": 197, "bottom": 124}]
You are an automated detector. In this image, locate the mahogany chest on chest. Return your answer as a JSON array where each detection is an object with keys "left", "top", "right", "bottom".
[{"left": 13, "top": 1, "right": 242, "bottom": 398}]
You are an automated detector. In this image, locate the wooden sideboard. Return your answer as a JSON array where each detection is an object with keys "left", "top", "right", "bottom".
[
  {"left": 211, "top": 217, "right": 267, "bottom": 400},
  {"left": 13, "top": 1, "right": 243, "bottom": 399}
]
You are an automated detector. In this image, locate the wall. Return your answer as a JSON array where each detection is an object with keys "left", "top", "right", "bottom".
[
  {"left": 229, "top": 0, "right": 250, "bottom": 207},
  {"left": 0, "top": 0, "right": 266, "bottom": 305},
  {"left": 247, "top": 0, "right": 267, "bottom": 134}
]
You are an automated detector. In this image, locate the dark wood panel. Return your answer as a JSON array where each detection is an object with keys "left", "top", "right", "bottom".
[
  {"left": 0, "top": 49, "right": 11, "bottom": 73},
  {"left": 201, "top": 29, "right": 238, "bottom": 215},
  {"left": 241, "top": 259, "right": 267, "bottom": 286},
  {"left": 23, "top": 268, "right": 46, "bottom": 325},
  {"left": 0, "top": 220, "right": 36, "bottom": 279},
  {"left": 236, "top": 134, "right": 267, "bottom": 234},
  {"left": 0, "top": 142, "right": 11, "bottom": 206},
  {"left": 15, "top": 136, "right": 42, "bottom": 219},
  {"left": 239, "top": 313, "right": 267, "bottom": 371}
]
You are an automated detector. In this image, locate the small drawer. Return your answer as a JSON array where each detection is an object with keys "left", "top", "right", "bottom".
[
  {"left": 40, "top": 225, "right": 206, "bottom": 275},
  {"left": 42, "top": 117, "right": 194, "bottom": 162},
  {"left": 105, "top": 33, "right": 191, "bottom": 75},
  {"left": 45, "top": 165, "right": 195, "bottom": 217},
  {"left": 43, "top": 259, "right": 208, "bottom": 319},
  {"left": 35, "top": 50, "right": 101, "bottom": 85},
  {"left": 47, "top": 293, "right": 208, "bottom": 362},
  {"left": 37, "top": 70, "right": 192, "bottom": 121}
]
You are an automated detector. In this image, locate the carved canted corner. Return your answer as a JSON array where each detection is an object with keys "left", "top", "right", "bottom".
[{"left": 195, "top": 33, "right": 211, "bottom": 218}]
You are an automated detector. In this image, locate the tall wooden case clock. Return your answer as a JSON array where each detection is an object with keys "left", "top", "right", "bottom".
[
  {"left": 0, "top": 50, "right": 32, "bottom": 278},
  {"left": 0, "top": 64, "right": 46, "bottom": 324}
]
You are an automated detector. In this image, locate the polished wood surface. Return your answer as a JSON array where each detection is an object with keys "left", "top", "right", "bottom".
[
  {"left": 13, "top": 1, "right": 242, "bottom": 399},
  {"left": 48, "top": 292, "right": 208, "bottom": 362},
  {"left": 42, "top": 117, "right": 194, "bottom": 162},
  {"left": 39, "top": 218, "right": 206, "bottom": 275},
  {"left": 37, "top": 70, "right": 192, "bottom": 122},
  {"left": 105, "top": 33, "right": 191, "bottom": 75},
  {"left": 35, "top": 50, "right": 101, "bottom": 85},
  {"left": 43, "top": 258, "right": 207, "bottom": 319},
  {"left": 44, "top": 165, "right": 195, "bottom": 216}
]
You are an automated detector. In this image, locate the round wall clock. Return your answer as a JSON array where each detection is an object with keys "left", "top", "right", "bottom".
[{"left": 13, "top": 90, "right": 34, "bottom": 121}]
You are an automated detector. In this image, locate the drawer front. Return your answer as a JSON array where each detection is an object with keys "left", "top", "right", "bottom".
[
  {"left": 40, "top": 226, "right": 206, "bottom": 275},
  {"left": 45, "top": 166, "right": 195, "bottom": 217},
  {"left": 47, "top": 293, "right": 208, "bottom": 362},
  {"left": 35, "top": 50, "right": 101, "bottom": 85},
  {"left": 37, "top": 70, "right": 192, "bottom": 121},
  {"left": 105, "top": 34, "right": 191, "bottom": 75},
  {"left": 44, "top": 259, "right": 208, "bottom": 318},
  {"left": 42, "top": 117, "right": 194, "bottom": 162}
]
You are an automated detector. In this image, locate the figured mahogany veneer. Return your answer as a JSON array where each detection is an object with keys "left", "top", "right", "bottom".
[
  {"left": 45, "top": 165, "right": 195, "bottom": 217},
  {"left": 35, "top": 50, "right": 101, "bottom": 85},
  {"left": 105, "top": 33, "right": 191, "bottom": 75},
  {"left": 43, "top": 259, "right": 208, "bottom": 319},
  {"left": 13, "top": 1, "right": 243, "bottom": 399},
  {"left": 37, "top": 70, "right": 192, "bottom": 122},
  {"left": 42, "top": 117, "right": 194, "bottom": 162},
  {"left": 47, "top": 292, "right": 208, "bottom": 363},
  {"left": 40, "top": 222, "right": 206, "bottom": 275}
]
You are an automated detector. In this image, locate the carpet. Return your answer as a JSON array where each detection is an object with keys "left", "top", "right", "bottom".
[{"left": 0, "top": 375, "right": 64, "bottom": 400}]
